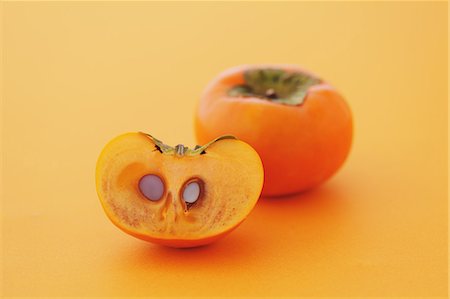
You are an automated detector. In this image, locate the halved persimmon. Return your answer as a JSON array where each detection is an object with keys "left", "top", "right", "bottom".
[{"left": 95, "top": 132, "right": 263, "bottom": 248}]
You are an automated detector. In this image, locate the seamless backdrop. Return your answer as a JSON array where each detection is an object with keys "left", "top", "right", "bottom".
[{"left": 2, "top": 2, "right": 448, "bottom": 297}]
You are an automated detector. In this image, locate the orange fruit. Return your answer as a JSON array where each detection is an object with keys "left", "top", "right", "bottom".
[
  {"left": 96, "top": 132, "right": 263, "bottom": 248},
  {"left": 195, "top": 65, "right": 352, "bottom": 196}
]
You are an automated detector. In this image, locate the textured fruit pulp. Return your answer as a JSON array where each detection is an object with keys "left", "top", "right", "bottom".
[{"left": 96, "top": 133, "right": 263, "bottom": 242}]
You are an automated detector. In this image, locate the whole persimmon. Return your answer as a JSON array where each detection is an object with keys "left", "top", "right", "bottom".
[
  {"left": 195, "top": 65, "right": 352, "bottom": 196},
  {"left": 96, "top": 132, "right": 263, "bottom": 248}
]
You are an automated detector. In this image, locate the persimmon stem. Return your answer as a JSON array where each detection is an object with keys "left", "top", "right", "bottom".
[
  {"left": 141, "top": 133, "right": 237, "bottom": 156},
  {"left": 175, "top": 144, "right": 186, "bottom": 156},
  {"left": 228, "top": 68, "right": 321, "bottom": 106}
]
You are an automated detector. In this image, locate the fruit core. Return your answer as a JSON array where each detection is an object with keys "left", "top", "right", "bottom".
[
  {"left": 138, "top": 172, "right": 203, "bottom": 211},
  {"left": 228, "top": 68, "right": 322, "bottom": 105}
]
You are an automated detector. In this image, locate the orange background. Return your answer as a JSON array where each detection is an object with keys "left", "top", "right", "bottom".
[{"left": 1, "top": 2, "right": 448, "bottom": 297}]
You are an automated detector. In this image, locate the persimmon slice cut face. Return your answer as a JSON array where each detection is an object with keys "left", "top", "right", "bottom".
[{"left": 96, "top": 132, "right": 263, "bottom": 248}]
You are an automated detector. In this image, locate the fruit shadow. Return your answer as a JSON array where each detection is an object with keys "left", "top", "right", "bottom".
[
  {"left": 252, "top": 181, "right": 351, "bottom": 245},
  {"left": 113, "top": 181, "right": 349, "bottom": 274},
  {"left": 256, "top": 181, "right": 350, "bottom": 222},
  {"left": 115, "top": 221, "right": 263, "bottom": 273}
]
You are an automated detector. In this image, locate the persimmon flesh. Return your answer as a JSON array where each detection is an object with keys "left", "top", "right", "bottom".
[
  {"left": 195, "top": 65, "right": 353, "bottom": 196},
  {"left": 95, "top": 132, "right": 263, "bottom": 248}
]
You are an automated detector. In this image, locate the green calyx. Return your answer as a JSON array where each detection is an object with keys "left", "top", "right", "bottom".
[
  {"left": 228, "top": 68, "right": 321, "bottom": 105},
  {"left": 141, "top": 133, "right": 236, "bottom": 156}
]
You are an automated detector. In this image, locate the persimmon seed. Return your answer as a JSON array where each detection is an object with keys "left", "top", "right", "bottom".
[
  {"left": 183, "top": 181, "right": 200, "bottom": 204},
  {"left": 138, "top": 174, "right": 164, "bottom": 201}
]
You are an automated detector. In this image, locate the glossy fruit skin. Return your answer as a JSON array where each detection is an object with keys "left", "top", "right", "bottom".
[{"left": 195, "top": 65, "right": 353, "bottom": 196}]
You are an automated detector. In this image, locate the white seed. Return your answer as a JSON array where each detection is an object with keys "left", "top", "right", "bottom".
[
  {"left": 138, "top": 174, "right": 164, "bottom": 201},
  {"left": 183, "top": 181, "right": 200, "bottom": 204}
]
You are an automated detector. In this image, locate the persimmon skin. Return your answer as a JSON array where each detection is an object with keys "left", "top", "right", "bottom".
[
  {"left": 195, "top": 65, "right": 353, "bottom": 196},
  {"left": 111, "top": 218, "right": 242, "bottom": 248}
]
